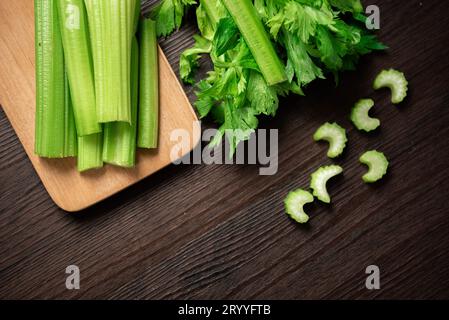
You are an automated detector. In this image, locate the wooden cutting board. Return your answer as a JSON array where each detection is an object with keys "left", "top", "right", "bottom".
[{"left": 0, "top": 0, "right": 200, "bottom": 212}]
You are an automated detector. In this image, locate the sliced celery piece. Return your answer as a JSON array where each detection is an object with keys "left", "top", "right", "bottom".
[
  {"left": 350, "top": 99, "right": 380, "bottom": 132},
  {"left": 313, "top": 122, "right": 347, "bottom": 158},
  {"left": 137, "top": 18, "right": 159, "bottom": 149},
  {"left": 35, "top": 0, "right": 77, "bottom": 157},
  {"left": 84, "top": 0, "right": 139, "bottom": 123},
  {"left": 284, "top": 189, "right": 314, "bottom": 224},
  {"left": 103, "top": 38, "right": 139, "bottom": 167},
  {"left": 78, "top": 132, "right": 103, "bottom": 172},
  {"left": 62, "top": 76, "right": 79, "bottom": 156},
  {"left": 57, "top": 0, "right": 100, "bottom": 136},
  {"left": 373, "top": 69, "right": 408, "bottom": 104},
  {"left": 221, "top": 0, "right": 287, "bottom": 86},
  {"left": 360, "top": 150, "right": 389, "bottom": 183},
  {"left": 310, "top": 165, "right": 343, "bottom": 203}
]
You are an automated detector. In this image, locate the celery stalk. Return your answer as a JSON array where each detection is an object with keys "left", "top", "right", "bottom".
[
  {"left": 102, "top": 38, "right": 139, "bottom": 167},
  {"left": 62, "top": 75, "right": 78, "bottom": 156},
  {"left": 35, "top": 0, "right": 77, "bottom": 157},
  {"left": 78, "top": 132, "right": 103, "bottom": 172},
  {"left": 221, "top": 0, "right": 287, "bottom": 86},
  {"left": 56, "top": 0, "right": 100, "bottom": 136},
  {"left": 137, "top": 19, "right": 159, "bottom": 149},
  {"left": 84, "top": 0, "right": 139, "bottom": 123}
]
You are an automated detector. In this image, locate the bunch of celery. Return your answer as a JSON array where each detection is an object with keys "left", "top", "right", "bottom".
[
  {"left": 34, "top": 0, "right": 159, "bottom": 172},
  {"left": 153, "top": 0, "right": 386, "bottom": 154}
]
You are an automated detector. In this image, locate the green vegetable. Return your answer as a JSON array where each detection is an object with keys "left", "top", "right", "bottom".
[
  {"left": 61, "top": 78, "right": 79, "bottom": 156},
  {"left": 329, "top": 0, "right": 363, "bottom": 13},
  {"left": 283, "top": 31, "right": 324, "bottom": 87},
  {"left": 191, "top": 4, "right": 265, "bottom": 153},
  {"left": 103, "top": 38, "right": 139, "bottom": 167},
  {"left": 177, "top": 0, "right": 222, "bottom": 84},
  {"left": 84, "top": 0, "right": 139, "bottom": 123},
  {"left": 350, "top": 98, "right": 380, "bottom": 132},
  {"left": 310, "top": 165, "right": 343, "bottom": 203},
  {"left": 152, "top": 0, "right": 197, "bottom": 37},
  {"left": 200, "top": 0, "right": 226, "bottom": 27},
  {"left": 138, "top": 19, "right": 159, "bottom": 149},
  {"left": 191, "top": 1, "right": 287, "bottom": 153},
  {"left": 221, "top": 0, "right": 287, "bottom": 86},
  {"left": 213, "top": 16, "right": 239, "bottom": 57},
  {"left": 78, "top": 132, "right": 103, "bottom": 172},
  {"left": 313, "top": 122, "right": 347, "bottom": 158},
  {"left": 284, "top": 189, "right": 314, "bottom": 224},
  {"left": 155, "top": 0, "right": 385, "bottom": 155},
  {"left": 373, "top": 69, "right": 408, "bottom": 104},
  {"left": 359, "top": 150, "right": 389, "bottom": 183},
  {"left": 35, "top": 0, "right": 77, "bottom": 157},
  {"left": 261, "top": 0, "right": 386, "bottom": 87},
  {"left": 180, "top": 34, "right": 212, "bottom": 84},
  {"left": 246, "top": 71, "right": 279, "bottom": 117},
  {"left": 57, "top": 0, "right": 100, "bottom": 136}
]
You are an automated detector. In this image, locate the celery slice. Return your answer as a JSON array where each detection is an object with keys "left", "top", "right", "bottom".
[
  {"left": 35, "top": 0, "right": 77, "bottom": 158},
  {"left": 373, "top": 69, "right": 408, "bottom": 104},
  {"left": 284, "top": 189, "right": 314, "bottom": 224},
  {"left": 360, "top": 150, "right": 389, "bottom": 183},
  {"left": 103, "top": 38, "right": 139, "bottom": 167},
  {"left": 137, "top": 18, "right": 159, "bottom": 149},
  {"left": 62, "top": 76, "right": 79, "bottom": 156},
  {"left": 313, "top": 122, "right": 347, "bottom": 158},
  {"left": 57, "top": 0, "right": 100, "bottom": 136},
  {"left": 350, "top": 99, "right": 380, "bottom": 132},
  {"left": 85, "top": 0, "right": 139, "bottom": 123},
  {"left": 221, "top": 0, "right": 287, "bottom": 86},
  {"left": 310, "top": 165, "right": 343, "bottom": 203},
  {"left": 78, "top": 132, "right": 103, "bottom": 172}
]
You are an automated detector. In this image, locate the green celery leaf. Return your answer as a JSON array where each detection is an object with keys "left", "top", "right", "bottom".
[
  {"left": 196, "top": 3, "right": 215, "bottom": 40},
  {"left": 315, "top": 25, "right": 345, "bottom": 71},
  {"left": 283, "top": 31, "right": 325, "bottom": 87},
  {"left": 283, "top": 2, "right": 334, "bottom": 44},
  {"left": 180, "top": 35, "right": 212, "bottom": 84},
  {"left": 195, "top": 80, "right": 215, "bottom": 118},
  {"left": 246, "top": 71, "right": 279, "bottom": 116},
  {"left": 354, "top": 33, "right": 388, "bottom": 54},
  {"left": 153, "top": 0, "right": 196, "bottom": 37},
  {"left": 217, "top": 100, "right": 259, "bottom": 156},
  {"left": 329, "top": 0, "right": 363, "bottom": 14},
  {"left": 213, "top": 17, "right": 240, "bottom": 56}
]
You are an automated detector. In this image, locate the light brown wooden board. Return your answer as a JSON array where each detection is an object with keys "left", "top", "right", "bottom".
[{"left": 0, "top": 0, "right": 200, "bottom": 212}]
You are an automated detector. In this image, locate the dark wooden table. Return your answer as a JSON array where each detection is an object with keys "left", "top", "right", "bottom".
[{"left": 1, "top": 0, "right": 449, "bottom": 299}]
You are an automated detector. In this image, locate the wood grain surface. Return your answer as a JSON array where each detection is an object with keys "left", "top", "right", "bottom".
[
  {"left": 0, "top": 0, "right": 200, "bottom": 212},
  {"left": 1, "top": 0, "right": 449, "bottom": 299}
]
